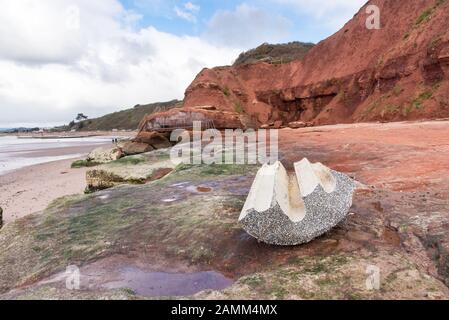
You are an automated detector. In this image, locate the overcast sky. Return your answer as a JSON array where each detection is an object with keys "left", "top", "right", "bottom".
[{"left": 0, "top": 0, "right": 365, "bottom": 128}]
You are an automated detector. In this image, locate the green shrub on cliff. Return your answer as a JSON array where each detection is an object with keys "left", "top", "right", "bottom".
[{"left": 234, "top": 42, "right": 314, "bottom": 66}]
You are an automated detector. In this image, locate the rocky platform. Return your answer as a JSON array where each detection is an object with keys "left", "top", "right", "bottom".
[{"left": 1, "top": 120, "right": 449, "bottom": 300}]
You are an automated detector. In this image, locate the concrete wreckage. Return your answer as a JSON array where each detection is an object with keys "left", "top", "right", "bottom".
[{"left": 239, "top": 159, "right": 355, "bottom": 245}]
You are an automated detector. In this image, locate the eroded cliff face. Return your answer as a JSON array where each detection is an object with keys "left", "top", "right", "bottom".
[{"left": 183, "top": 0, "right": 449, "bottom": 127}]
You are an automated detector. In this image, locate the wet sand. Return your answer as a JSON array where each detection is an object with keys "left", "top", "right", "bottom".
[
  {"left": 0, "top": 130, "right": 130, "bottom": 223},
  {"left": 0, "top": 141, "right": 116, "bottom": 223},
  {"left": 0, "top": 158, "right": 89, "bottom": 223}
]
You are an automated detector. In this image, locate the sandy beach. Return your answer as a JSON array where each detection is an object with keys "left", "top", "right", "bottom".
[
  {"left": 0, "top": 158, "right": 90, "bottom": 223},
  {"left": 0, "top": 137, "right": 119, "bottom": 223}
]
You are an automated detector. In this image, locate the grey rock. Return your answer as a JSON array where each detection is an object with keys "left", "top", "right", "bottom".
[
  {"left": 133, "top": 131, "right": 172, "bottom": 149},
  {"left": 288, "top": 121, "right": 307, "bottom": 129}
]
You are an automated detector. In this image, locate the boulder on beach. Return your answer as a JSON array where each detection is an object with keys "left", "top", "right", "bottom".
[
  {"left": 288, "top": 121, "right": 307, "bottom": 129},
  {"left": 239, "top": 159, "right": 355, "bottom": 245},
  {"left": 118, "top": 140, "right": 154, "bottom": 156},
  {"left": 85, "top": 149, "right": 176, "bottom": 192},
  {"left": 87, "top": 146, "right": 124, "bottom": 164},
  {"left": 133, "top": 131, "right": 172, "bottom": 149}
]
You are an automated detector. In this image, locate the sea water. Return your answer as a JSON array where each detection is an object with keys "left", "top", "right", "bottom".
[{"left": 0, "top": 136, "right": 112, "bottom": 175}]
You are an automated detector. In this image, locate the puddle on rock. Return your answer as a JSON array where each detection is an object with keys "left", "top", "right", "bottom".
[
  {"left": 102, "top": 267, "right": 233, "bottom": 297},
  {"left": 170, "top": 182, "right": 190, "bottom": 188},
  {"left": 162, "top": 197, "right": 178, "bottom": 203},
  {"left": 196, "top": 186, "right": 212, "bottom": 193},
  {"left": 186, "top": 185, "right": 213, "bottom": 194}
]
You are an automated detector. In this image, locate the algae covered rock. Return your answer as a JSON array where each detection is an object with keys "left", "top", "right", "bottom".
[
  {"left": 86, "top": 151, "right": 175, "bottom": 192},
  {"left": 133, "top": 131, "right": 172, "bottom": 149},
  {"left": 87, "top": 146, "right": 124, "bottom": 164},
  {"left": 239, "top": 159, "right": 355, "bottom": 245}
]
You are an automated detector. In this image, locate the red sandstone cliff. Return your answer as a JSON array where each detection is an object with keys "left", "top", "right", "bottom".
[{"left": 183, "top": 0, "right": 449, "bottom": 127}]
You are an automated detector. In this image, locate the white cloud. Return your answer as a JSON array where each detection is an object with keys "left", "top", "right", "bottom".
[
  {"left": 271, "top": 0, "right": 366, "bottom": 29},
  {"left": 174, "top": 6, "right": 196, "bottom": 23},
  {"left": 185, "top": 2, "right": 200, "bottom": 13},
  {"left": 0, "top": 0, "right": 238, "bottom": 126},
  {"left": 174, "top": 2, "right": 200, "bottom": 23},
  {"left": 0, "top": 0, "right": 364, "bottom": 127},
  {"left": 204, "top": 4, "right": 292, "bottom": 49},
  {"left": 0, "top": 0, "right": 126, "bottom": 65},
  {"left": 274, "top": 0, "right": 365, "bottom": 18}
]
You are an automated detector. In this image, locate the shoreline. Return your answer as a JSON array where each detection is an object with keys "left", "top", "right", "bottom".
[
  {"left": 0, "top": 132, "right": 134, "bottom": 224},
  {"left": 0, "top": 138, "right": 117, "bottom": 223},
  {"left": 4, "top": 130, "right": 136, "bottom": 139}
]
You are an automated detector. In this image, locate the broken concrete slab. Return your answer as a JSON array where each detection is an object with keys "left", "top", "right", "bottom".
[{"left": 239, "top": 159, "right": 355, "bottom": 245}]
